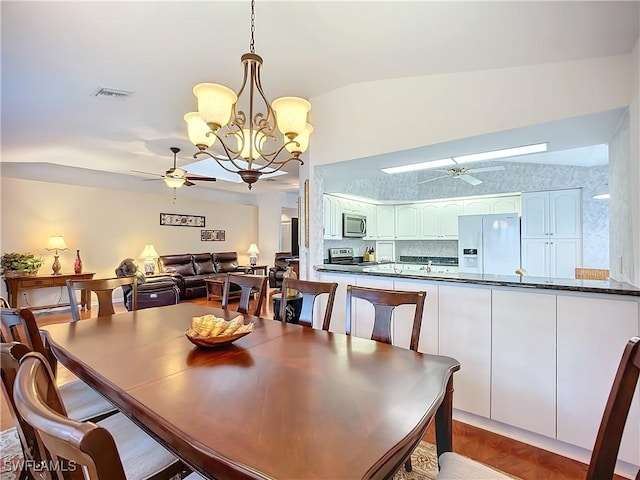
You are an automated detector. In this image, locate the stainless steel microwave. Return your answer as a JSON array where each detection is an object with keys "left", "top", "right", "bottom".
[{"left": 343, "top": 213, "right": 367, "bottom": 237}]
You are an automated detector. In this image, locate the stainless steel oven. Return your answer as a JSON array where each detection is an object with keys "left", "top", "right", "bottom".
[{"left": 342, "top": 213, "right": 367, "bottom": 238}]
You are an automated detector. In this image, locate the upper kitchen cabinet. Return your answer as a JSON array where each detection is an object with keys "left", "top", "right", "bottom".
[
  {"left": 376, "top": 205, "right": 396, "bottom": 239},
  {"left": 395, "top": 204, "right": 421, "bottom": 239},
  {"left": 362, "top": 203, "right": 378, "bottom": 239},
  {"left": 463, "top": 195, "right": 521, "bottom": 216},
  {"left": 323, "top": 195, "right": 343, "bottom": 240},
  {"left": 419, "top": 200, "right": 463, "bottom": 239}
]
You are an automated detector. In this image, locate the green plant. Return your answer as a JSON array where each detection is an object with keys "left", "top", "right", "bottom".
[{"left": 1, "top": 252, "right": 44, "bottom": 274}]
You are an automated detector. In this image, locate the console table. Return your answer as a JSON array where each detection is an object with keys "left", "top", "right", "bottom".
[{"left": 3, "top": 272, "right": 95, "bottom": 310}]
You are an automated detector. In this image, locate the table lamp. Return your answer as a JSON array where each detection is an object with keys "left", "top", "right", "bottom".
[
  {"left": 139, "top": 244, "right": 159, "bottom": 275},
  {"left": 247, "top": 244, "right": 260, "bottom": 266},
  {"left": 46, "top": 235, "right": 69, "bottom": 275}
]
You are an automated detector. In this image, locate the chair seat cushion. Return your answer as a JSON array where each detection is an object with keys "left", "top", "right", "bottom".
[
  {"left": 98, "top": 413, "right": 178, "bottom": 480},
  {"left": 59, "top": 379, "right": 116, "bottom": 422},
  {"left": 436, "top": 452, "right": 513, "bottom": 479}
]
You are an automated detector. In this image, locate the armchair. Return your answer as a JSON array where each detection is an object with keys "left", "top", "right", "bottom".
[
  {"left": 268, "top": 252, "right": 294, "bottom": 289},
  {"left": 114, "top": 258, "right": 180, "bottom": 310}
]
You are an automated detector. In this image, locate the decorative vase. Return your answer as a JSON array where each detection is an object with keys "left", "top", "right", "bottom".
[
  {"left": 283, "top": 266, "right": 297, "bottom": 297},
  {"left": 74, "top": 250, "right": 82, "bottom": 274}
]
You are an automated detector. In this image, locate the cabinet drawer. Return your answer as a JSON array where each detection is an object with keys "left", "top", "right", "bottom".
[{"left": 21, "top": 278, "right": 54, "bottom": 288}]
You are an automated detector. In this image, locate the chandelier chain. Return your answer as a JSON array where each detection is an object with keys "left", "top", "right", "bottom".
[{"left": 250, "top": 0, "right": 256, "bottom": 54}]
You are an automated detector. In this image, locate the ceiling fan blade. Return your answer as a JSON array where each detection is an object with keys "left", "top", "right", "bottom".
[
  {"left": 185, "top": 176, "right": 217, "bottom": 182},
  {"left": 467, "top": 166, "right": 505, "bottom": 173},
  {"left": 460, "top": 175, "right": 483, "bottom": 185},
  {"left": 184, "top": 180, "right": 196, "bottom": 187},
  {"left": 131, "top": 170, "right": 164, "bottom": 178},
  {"left": 141, "top": 178, "right": 164, "bottom": 182},
  {"left": 417, "top": 175, "right": 450, "bottom": 185}
]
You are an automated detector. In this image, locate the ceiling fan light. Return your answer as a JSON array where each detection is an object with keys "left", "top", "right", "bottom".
[
  {"left": 164, "top": 176, "right": 185, "bottom": 189},
  {"left": 272, "top": 97, "right": 311, "bottom": 139},
  {"left": 193, "top": 83, "right": 237, "bottom": 130},
  {"left": 236, "top": 129, "right": 266, "bottom": 160},
  {"left": 184, "top": 112, "right": 215, "bottom": 149},
  {"left": 285, "top": 123, "right": 313, "bottom": 154}
]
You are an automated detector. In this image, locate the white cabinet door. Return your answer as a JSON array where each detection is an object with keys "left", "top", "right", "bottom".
[
  {"left": 316, "top": 272, "right": 350, "bottom": 333},
  {"left": 376, "top": 205, "right": 396, "bottom": 239},
  {"left": 439, "top": 285, "right": 492, "bottom": 417},
  {"left": 551, "top": 238, "right": 582, "bottom": 278},
  {"left": 521, "top": 191, "right": 549, "bottom": 238},
  {"left": 440, "top": 200, "right": 463, "bottom": 237},
  {"left": 549, "top": 189, "right": 582, "bottom": 238},
  {"left": 323, "top": 195, "right": 333, "bottom": 239},
  {"left": 493, "top": 195, "right": 521, "bottom": 215},
  {"left": 463, "top": 198, "right": 492, "bottom": 215},
  {"left": 557, "top": 295, "right": 640, "bottom": 465},
  {"left": 521, "top": 238, "right": 550, "bottom": 277},
  {"left": 491, "top": 290, "right": 556, "bottom": 438},
  {"left": 363, "top": 203, "right": 377, "bottom": 239},
  {"left": 352, "top": 276, "right": 394, "bottom": 340},
  {"left": 419, "top": 203, "right": 440, "bottom": 238},
  {"left": 394, "top": 279, "right": 439, "bottom": 355},
  {"left": 395, "top": 204, "right": 420, "bottom": 239}
]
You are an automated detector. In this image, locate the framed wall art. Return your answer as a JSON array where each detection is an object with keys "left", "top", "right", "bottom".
[
  {"left": 159, "top": 213, "right": 205, "bottom": 227},
  {"left": 201, "top": 230, "right": 225, "bottom": 241}
]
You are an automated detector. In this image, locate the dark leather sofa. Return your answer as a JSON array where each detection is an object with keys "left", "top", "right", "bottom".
[
  {"left": 158, "top": 252, "right": 250, "bottom": 300},
  {"left": 114, "top": 258, "right": 180, "bottom": 310},
  {"left": 268, "top": 252, "right": 297, "bottom": 288}
]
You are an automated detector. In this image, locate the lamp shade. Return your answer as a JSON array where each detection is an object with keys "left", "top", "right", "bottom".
[
  {"left": 184, "top": 112, "right": 216, "bottom": 149},
  {"left": 139, "top": 244, "right": 159, "bottom": 259},
  {"left": 272, "top": 97, "right": 311, "bottom": 139},
  {"left": 247, "top": 244, "right": 260, "bottom": 255},
  {"left": 46, "top": 235, "right": 68, "bottom": 251},
  {"left": 193, "top": 83, "right": 237, "bottom": 130},
  {"left": 285, "top": 123, "right": 313, "bottom": 154},
  {"left": 236, "top": 129, "right": 266, "bottom": 160}
]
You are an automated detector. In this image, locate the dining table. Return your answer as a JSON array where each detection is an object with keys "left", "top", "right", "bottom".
[{"left": 42, "top": 303, "right": 461, "bottom": 480}]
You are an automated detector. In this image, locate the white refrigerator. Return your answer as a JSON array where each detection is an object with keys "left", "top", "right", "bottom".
[{"left": 458, "top": 213, "right": 521, "bottom": 275}]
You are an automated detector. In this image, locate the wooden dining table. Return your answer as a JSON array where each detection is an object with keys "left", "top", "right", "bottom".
[{"left": 42, "top": 303, "right": 460, "bottom": 480}]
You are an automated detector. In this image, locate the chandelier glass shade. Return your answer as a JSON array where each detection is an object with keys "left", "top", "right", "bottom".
[{"left": 184, "top": 1, "right": 312, "bottom": 189}]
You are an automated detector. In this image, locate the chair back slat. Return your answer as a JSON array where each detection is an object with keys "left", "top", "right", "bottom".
[
  {"left": 1, "top": 343, "right": 53, "bottom": 480},
  {"left": 222, "top": 274, "right": 267, "bottom": 316},
  {"left": 14, "top": 352, "right": 127, "bottom": 480},
  {"left": 1, "top": 307, "right": 58, "bottom": 373},
  {"left": 279, "top": 278, "right": 337, "bottom": 330},
  {"left": 66, "top": 277, "right": 137, "bottom": 322},
  {"left": 346, "top": 285, "right": 426, "bottom": 351},
  {"left": 586, "top": 337, "right": 640, "bottom": 480}
]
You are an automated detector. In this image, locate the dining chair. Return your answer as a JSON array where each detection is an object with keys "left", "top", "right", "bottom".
[
  {"left": 345, "top": 285, "right": 426, "bottom": 471},
  {"left": 0, "top": 296, "right": 9, "bottom": 308},
  {"left": 13, "top": 350, "right": 196, "bottom": 480},
  {"left": 66, "top": 276, "right": 137, "bottom": 322},
  {"left": 222, "top": 273, "right": 267, "bottom": 316},
  {"left": 436, "top": 336, "right": 640, "bottom": 480},
  {"left": 279, "top": 278, "right": 338, "bottom": 330},
  {"left": 0, "top": 307, "right": 116, "bottom": 422}
]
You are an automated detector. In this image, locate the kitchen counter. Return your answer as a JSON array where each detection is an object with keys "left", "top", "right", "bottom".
[{"left": 314, "top": 263, "right": 640, "bottom": 296}]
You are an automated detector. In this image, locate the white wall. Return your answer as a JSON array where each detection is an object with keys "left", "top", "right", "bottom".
[
  {"left": 305, "top": 54, "right": 637, "bottom": 283},
  {"left": 630, "top": 38, "right": 640, "bottom": 286},
  {"left": 0, "top": 177, "right": 258, "bottom": 307}
]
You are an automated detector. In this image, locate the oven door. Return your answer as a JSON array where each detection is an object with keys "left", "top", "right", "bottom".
[{"left": 343, "top": 213, "right": 367, "bottom": 238}]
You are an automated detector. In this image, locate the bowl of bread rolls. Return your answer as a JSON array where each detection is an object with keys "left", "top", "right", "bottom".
[{"left": 185, "top": 314, "right": 254, "bottom": 348}]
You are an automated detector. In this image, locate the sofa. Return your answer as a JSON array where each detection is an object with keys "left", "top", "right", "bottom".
[
  {"left": 158, "top": 252, "right": 250, "bottom": 300},
  {"left": 114, "top": 258, "right": 180, "bottom": 310},
  {"left": 268, "top": 252, "right": 298, "bottom": 288}
]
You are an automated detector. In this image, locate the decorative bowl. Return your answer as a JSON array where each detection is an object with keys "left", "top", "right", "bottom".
[{"left": 185, "top": 330, "right": 252, "bottom": 348}]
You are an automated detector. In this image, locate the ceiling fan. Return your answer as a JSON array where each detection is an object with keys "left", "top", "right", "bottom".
[
  {"left": 132, "top": 147, "right": 217, "bottom": 188},
  {"left": 417, "top": 165, "right": 505, "bottom": 186}
]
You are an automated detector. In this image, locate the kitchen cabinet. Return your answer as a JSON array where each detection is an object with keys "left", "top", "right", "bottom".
[
  {"left": 393, "top": 279, "right": 439, "bottom": 355},
  {"left": 316, "top": 272, "right": 349, "bottom": 333},
  {"left": 521, "top": 189, "right": 582, "bottom": 278},
  {"left": 419, "top": 200, "right": 463, "bottom": 239},
  {"left": 362, "top": 203, "right": 377, "bottom": 239},
  {"left": 439, "top": 285, "right": 491, "bottom": 417},
  {"left": 322, "top": 195, "right": 343, "bottom": 240},
  {"left": 376, "top": 205, "right": 395, "bottom": 239},
  {"left": 491, "top": 290, "right": 556, "bottom": 438},
  {"left": 395, "top": 204, "right": 421, "bottom": 239},
  {"left": 556, "top": 295, "right": 639, "bottom": 465},
  {"left": 463, "top": 195, "right": 521, "bottom": 216}
]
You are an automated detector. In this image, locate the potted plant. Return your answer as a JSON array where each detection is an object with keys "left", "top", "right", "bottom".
[{"left": 1, "top": 252, "right": 44, "bottom": 277}]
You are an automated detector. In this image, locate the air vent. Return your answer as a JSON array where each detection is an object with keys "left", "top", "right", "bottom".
[{"left": 94, "top": 88, "right": 132, "bottom": 100}]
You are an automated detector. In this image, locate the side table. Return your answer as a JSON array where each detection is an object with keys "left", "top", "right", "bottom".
[
  {"left": 204, "top": 277, "right": 225, "bottom": 301},
  {"left": 241, "top": 265, "right": 268, "bottom": 275},
  {"left": 3, "top": 272, "right": 95, "bottom": 310},
  {"left": 271, "top": 292, "right": 303, "bottom": 323}
]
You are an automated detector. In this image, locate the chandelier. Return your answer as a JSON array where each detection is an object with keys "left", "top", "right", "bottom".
[{"left": 184, "top": 0, "right": 313, "bottom": 190}]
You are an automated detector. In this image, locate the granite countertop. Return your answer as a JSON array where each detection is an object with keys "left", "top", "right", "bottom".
[{"left": 314, "top": 263, "right": 640, "bottom": 297}]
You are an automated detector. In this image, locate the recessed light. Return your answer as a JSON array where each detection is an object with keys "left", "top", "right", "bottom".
[
  {"left": 453, "top": 143, "right": 548, "bottom": 164},
  {"left": 381, "top": 158, "right": 455, "bottom": 174}
]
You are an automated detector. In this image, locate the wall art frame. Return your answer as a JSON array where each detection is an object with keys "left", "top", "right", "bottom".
[
  {"left": 159, "top": 213, "right": 205, "bottom": 227},
  {"left": 201, "top": 230, "right": 225, "bottom": 241}
]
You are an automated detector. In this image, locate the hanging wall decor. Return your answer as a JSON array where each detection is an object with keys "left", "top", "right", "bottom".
[
  {"left": 160, "top": 213, "right": 205, "bottom": 227},
  {"left": 201, "top": 230, "right": 225, "bottom": 241}
]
